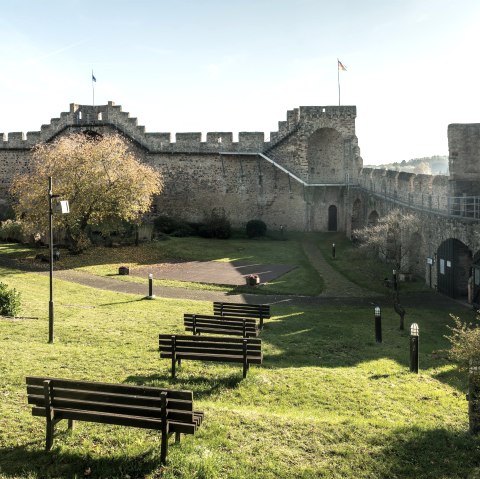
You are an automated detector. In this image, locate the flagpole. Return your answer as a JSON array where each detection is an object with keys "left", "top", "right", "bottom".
[
  {"left": 92, "top": 70, "right": 95, "bottom": 106},
  {"left": 338, "top": 63, "right": 341, "bottom": 106},
  {"left": 337, "top": 59, "right": 347, "bottom": 106}
]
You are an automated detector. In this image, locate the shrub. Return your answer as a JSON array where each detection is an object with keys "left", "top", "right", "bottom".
[
  {"left": 199, "top": 210, "right": 232, "bottom": 239},
  {"left": 0, "top": 282, "right": 21, "bottom": 316},
  {"left": 246, "top": 219, "right": 267, "bottom": 238},
  {"left": 0, "top": 219, "right": 24, "bottom": 242},
  {"left": 446, "top": 314, "right": 480, "bottom": 369},
  {"left": 153, "top": 215, "right": 180, "bottom": 235}
]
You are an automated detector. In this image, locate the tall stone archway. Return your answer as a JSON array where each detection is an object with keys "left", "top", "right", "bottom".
[
  {"left": 408, "top": 232, "right": 424, "bottom": 276},
  {"left": 351, "top": 198, "right": 363, "bottom": 231},
  {"left": 307, "top": 128, "right": 344, "bottom": 183}
]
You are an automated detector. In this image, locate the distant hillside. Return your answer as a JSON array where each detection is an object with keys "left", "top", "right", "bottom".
[{"left": 365, "top": 156, "right": 448, "bottom": 175}]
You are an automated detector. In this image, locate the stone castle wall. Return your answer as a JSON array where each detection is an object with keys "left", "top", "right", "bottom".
[{"left": 0, "top": 102, "right": 361, "bottom": 232}]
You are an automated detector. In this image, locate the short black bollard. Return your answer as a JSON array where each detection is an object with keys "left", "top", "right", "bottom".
[
  {"left": 392, "top": 269, "right": 398, "bottom": 292},
  {"left": 147, "top": 273, "right": 156, "bottom": 299},
  {"left": 332, "top": 243, "right": 336, "bottom": 259},
  {"left": 374, "top": 306, "right": 382, "bottom": 343},
  {"left": 409, "top": 323, "right": 419, "bottom": 373}
]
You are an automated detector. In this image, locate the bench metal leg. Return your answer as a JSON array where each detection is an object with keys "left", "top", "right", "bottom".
[
  {"left": 171, "top": 335, "right": 177, "bottom": 379},
  {"left": 242, "top": 339, "right": 248, "bottom": 378},
  {"left": 43, "top": 380, "right": 54, "bottom": 451},
  {"left": 68, "top": 419, "right": 75, "bottom": 431},
  {"left": 160, "top": 392, "right": 168, "bottom": 465},
  {"left": 175, "top": 431, "right": 181, "bottom": 443}
]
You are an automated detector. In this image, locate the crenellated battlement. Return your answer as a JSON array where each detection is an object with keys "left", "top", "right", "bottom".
[{"left": 0, "top": 102, "right": 357, "bottom": 154}]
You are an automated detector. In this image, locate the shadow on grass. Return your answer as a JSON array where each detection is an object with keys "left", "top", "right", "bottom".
[
  {"left": 0, "top": 444, "right": 161, "bottom": 478},
  {"left": 375, "top": 426, "right": 480, "bottom": 478},
  {"left": 257, "top": 292, "right": 474, "bottom": 392},
  {"left": 125, "top": 372, "right": 243, "bottom": 399}
]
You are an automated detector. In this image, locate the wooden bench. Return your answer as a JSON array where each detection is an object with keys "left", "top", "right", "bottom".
[
  {"left": 26, "top": 376, "right": 204, "bottom": 464},
  {"left": 184, "top": 313, "right": 259, "bottom": 337},
  {"left": 159, "top": 334, "right": 262, "bottom": 378},
  {"left": 213, "top": 302, "right": 270, "bottom": 329}
]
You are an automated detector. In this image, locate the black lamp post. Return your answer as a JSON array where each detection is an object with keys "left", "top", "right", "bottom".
[
  {"left": 374, "top": 306, "right": 382, "bottom": 343},
  {"left": 410, "top": 323, "right": 419, "bottom": 373},
  {"left": 392, "top": 269, "right": 398, "bottom": 292},
  {"left": 48, "top": 176, "right": 69, "bottom": 344},
  {"left": 332, "top": 243, "right": 336, "bottom": 259}
]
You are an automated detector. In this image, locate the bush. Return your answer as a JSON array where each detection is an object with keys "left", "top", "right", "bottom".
[
  {"left": 246, "top": 219, "right": 267, "bottom": 238},
  {"left": 446, "top": 314, "right": 480, "bottom": 369},
  {"left": 199, "top": 210, "right": 232, "bottom": 239},
  {"left": 0, "top": 219, "right": 24, "bottom": 242},
  {"left": 153, "top": 215, "right": 180, "bottom": 235},
  {"left": 0, "top": 282, "right": 21, "bottom": 316}
]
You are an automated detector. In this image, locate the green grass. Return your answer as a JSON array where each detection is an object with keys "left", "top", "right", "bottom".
[
  {"left": 0, "top": 236, "right": 324, "bottom": 296},
  {"left": 316, "top": 233, "right": 431, "bottom": 294},
  {"left": 0, "top": 263, "right": 479, "bottom": 478}
]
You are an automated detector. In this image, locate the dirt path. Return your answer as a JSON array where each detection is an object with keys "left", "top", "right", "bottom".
[{"left": 301, "top": 239, "right": 376, "bottom": 298}]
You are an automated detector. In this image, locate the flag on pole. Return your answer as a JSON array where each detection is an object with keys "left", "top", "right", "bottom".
[
  {"left": 92, "top": 72, "right": 96, "bottom": 82},
  {"left": 337, "top": 59, "right": 347, "bottom": 71}
]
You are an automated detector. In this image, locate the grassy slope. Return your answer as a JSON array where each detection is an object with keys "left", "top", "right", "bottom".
[
  {"left": 0, "top": 235, "right": 324, "bottom": 296},
  {"left": 0, "top": 264, "right": 479, "bottom": 478},
  {"left": 316, "top": 232, "right": 431, "bottom": 294}
]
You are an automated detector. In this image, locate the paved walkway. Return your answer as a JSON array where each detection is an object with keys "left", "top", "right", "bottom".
[{"left": 0, "top": 241, "right": 380, "bottom": 307}]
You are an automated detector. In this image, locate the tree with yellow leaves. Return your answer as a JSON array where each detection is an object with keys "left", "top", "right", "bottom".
[{"left": 10, "top": 133, "right": 163, "bottom": 252}]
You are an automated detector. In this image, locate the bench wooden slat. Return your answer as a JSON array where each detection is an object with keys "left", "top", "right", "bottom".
[
  {"left": 160, "top": 345, "right": 261, "bottom": 356},
  {"left": 185, "top": 326, "right": 258, "bottom": 337},
  {"left": 26, "top": 376, "right": 192, "bottom": 400},
  {"left": 27, "top": 387, "right": 193, "bottom": 411},
  {"left": 160, "top": 351, "right": 263, "bottom": 364},
  {"left": 185, "top": 314, "right": 257, "bottom": 326},
  {"left": 28, "top": 396, "right": 195, "bottom": 422},
  {"left": 159, "top": 334, "right": 261, "bottom": 345}
]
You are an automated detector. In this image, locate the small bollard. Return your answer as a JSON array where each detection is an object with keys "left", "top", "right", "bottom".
[
  {"left": 392, "top": 269, "right": 398, "bottom": 292},
  {"left": 409, "top": 323, "right": 419, "bottom": 373},
  {"left": 374, "top": 306, "right": 382, "bottom": 343},
  {"left": 332, "top": 243, "right": 336, "bottom": 259},
  {"left": 147, "top": 273, "right": 156, "bottom": 299}
]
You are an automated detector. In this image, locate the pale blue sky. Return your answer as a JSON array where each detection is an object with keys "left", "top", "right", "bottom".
[{"left": 1, "top": 0, "right": 479, "bottom": 164}]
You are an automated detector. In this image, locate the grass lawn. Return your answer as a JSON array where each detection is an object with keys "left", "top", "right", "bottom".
[
  {"left": 0, "top": 263, "right": 479, "bottom": 478},
  {"left": 316, "top": 232, "right": 431, "bottom": 294},
  {"left": 0, "top": 235, "right": 323, "bottom": 296}
]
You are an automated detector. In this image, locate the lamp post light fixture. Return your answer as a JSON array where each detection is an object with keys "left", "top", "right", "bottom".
[
  {"left": 410, "top": 323, "right": 419, "bottom": 373},
  {"left": 48, "top": 176, "right": 69, "bottom": 344},
  {"left": 147, "top": 273, "right": 155, "bottom": 299},
  {"left": 374, "top": 306, "right": 382, "bottom": 343},
  {"left": 332, "top": 243, "right": 336, "bottom": 259}
]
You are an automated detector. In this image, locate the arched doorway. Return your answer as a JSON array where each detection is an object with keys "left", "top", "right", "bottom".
[
  {"left": 328, "top": 205, "right": 337, "bottom": 231},
  {"left": 367, "top": 210, "right": 379, "bottom": 226},
  {"left": 437, "top": 238, "right": 471, "bottom": 298}
]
